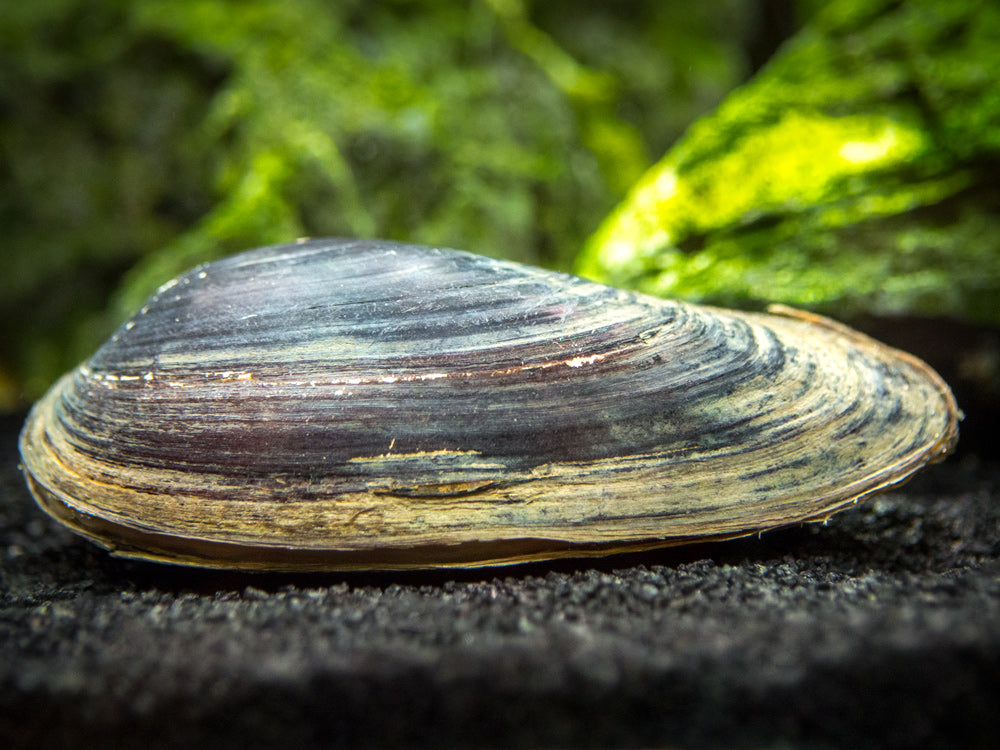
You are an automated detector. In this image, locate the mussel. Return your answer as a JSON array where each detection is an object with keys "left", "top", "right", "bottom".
[{"left": 19, "top": 239, "right": 959, "bottom": 571}]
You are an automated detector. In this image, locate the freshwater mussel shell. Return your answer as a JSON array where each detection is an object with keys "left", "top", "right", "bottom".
[{"left": 19, "top": 239, "right": 959, "bottom": 570}]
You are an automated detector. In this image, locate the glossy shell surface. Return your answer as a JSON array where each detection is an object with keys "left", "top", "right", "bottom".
[{"left": 19, "top": 239, "right": 960, "bottom": 570}]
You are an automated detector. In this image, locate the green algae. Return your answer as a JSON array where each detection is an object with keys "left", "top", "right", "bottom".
[{"left": 577, "top": 0, "right": 1000, "bottom": 325}]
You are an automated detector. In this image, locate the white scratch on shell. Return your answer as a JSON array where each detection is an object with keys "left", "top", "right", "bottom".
[{"left": 565, "top": 354, "right": 606, "bottom": 368}]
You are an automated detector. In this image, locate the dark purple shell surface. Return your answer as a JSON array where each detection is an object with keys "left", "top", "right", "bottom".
[{"left": 19, "top": 239, "right": 959, "bottom": 570}]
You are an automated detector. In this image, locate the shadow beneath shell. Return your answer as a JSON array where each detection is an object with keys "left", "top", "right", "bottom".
[{"left": 103, "top": 521, "right": 876, "bottom": 598}]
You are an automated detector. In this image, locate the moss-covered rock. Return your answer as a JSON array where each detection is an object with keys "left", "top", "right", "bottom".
[{"left": 577, "top": 0, "right": 1000, "bottom": 326}]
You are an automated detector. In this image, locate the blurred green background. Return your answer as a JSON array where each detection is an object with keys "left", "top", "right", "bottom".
[{"left": 2, "top": 0, "right": 997, "bottom": 428}]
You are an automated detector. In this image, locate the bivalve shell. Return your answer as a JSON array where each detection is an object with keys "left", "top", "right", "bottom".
[{"left": 19, "top": 239, "right": 960, "bottom": 570}]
